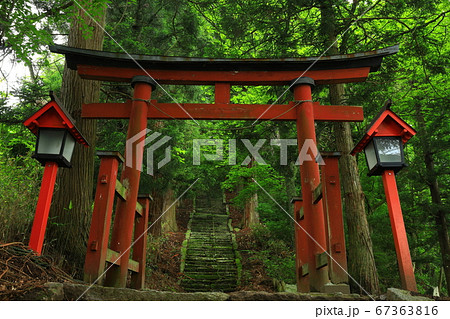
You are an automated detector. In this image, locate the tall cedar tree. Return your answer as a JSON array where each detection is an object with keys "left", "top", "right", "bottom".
[
  {"left": 46, "top": 2, "right": 106, "bottom": 275},
  {"left": 415, "top": 104, "right": 450, "bottom": 294},
  {"left": 320, "top": 1, "right": 380, "bottom": 294}
]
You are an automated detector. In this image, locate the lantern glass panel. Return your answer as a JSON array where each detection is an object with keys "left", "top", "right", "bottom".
[
  {"left": 375, "top": 137, "right": 402, "bottom": 163},
  {"left": 364, "top": 140, "right": 377, "bottom": 171},
  {"left": 37, "top": 129, "right": 65, "bottom": 155},
  {"left": 62, "top": 133, "right": 76, "bottom": 162}
]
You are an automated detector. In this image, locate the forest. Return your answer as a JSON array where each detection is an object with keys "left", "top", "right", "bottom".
[{"left": 0, "top": 0, "right": 448, "bottom": 298}]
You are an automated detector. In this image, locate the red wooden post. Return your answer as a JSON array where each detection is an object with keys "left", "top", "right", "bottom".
[
  {"left": 382, "top": 170, "right": 417, "bottom": 292},
  {"left": 28, "top": 162, "right": 58, "bottom": 255},
  {"left": 105, "top": 76, "right": 155, "bottom": 288},
  {"left": 292, "top": 198, "right": 310, "bottom": 292},
  {"left": 321, "top": 153, "right": 348, "bottom": 284},
  {"left": 215, "top": 83, "right": 231, "bottom": 104},
  {"left": 293, "top": 77, "right": 329, "bottom": 292},
  {"left": 84, "top": 151, "right": 123, "bottom": 284},
  {"left": 130, "top": 194, "right": 152, "bottom": 289}
]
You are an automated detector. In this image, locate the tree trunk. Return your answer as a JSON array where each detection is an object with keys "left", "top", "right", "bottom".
[
  {"left": 46, "top": 3, "right": 106, "bottom": 276},
  {"left": 243, "top": 192, "right": 259, "bottom": 229},
  {"left": 320, "top": 1, "right": 379, "bottom": 294},
  {"left": 161, "top": 187, "right": 179, "bottom": 233},
  {"left": 243, "top": 157, "right": 259, "bottom": 228},
  {"left": 415, "top": 104, "right": 450, "bottom": 295},
  {"left": 149, "top": 190, "right": 163, "bottom": 236}
]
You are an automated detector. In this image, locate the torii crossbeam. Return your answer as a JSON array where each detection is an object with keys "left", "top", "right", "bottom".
[{"left": 50, "top": 44, "right": 398, "bottom": 292}]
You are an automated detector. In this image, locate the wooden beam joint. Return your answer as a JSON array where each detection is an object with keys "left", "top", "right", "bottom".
[
  {"left": 135, "top": 201, "right": 143, "bottom": 217},
  {"left": 315, "top": 252, "right": 328, "bottom": 269},
  {"left": 296, "top": 207, "right": 304, "bottom": 221},
  {"left": 313, "top": 183, "right": 323, "bottom": 204},
  {"left": 106, "top": 249, "right": 140, "bottom": 273},
  {"left": 115, "top": 180, "right": 127, "bottom": 201},
  {"left": 301, "top": 264, "right": 309, "bottom": 277}
]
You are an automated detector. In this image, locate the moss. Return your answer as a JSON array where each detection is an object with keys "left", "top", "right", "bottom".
[
  {"left": 179, "top": 230, "right": 191, "bottom": 274},
  {"left": 231, "top": 232, "right": 242, "bottom": 285}
]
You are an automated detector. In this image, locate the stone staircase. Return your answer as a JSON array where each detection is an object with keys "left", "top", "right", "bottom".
[{"left": 180, "top": 195, "right": 240, "bottom": 292}]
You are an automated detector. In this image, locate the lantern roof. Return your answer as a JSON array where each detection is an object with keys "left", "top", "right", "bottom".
[
  {"left": 351, "top": 100, "right": 416, "bottom": 155},
  {"left": 23, "top": 93, "right": 89, "bottom": 146}
]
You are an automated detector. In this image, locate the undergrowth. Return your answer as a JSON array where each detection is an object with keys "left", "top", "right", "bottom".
[
  {"left": 238, "top": 224, "right": 296, "bottom": 287},
  {"left": 0, "top": 152, "right": 42, "bottom": 243},
  {"left": 144, "top": 232, "right": 184, "bottom": 291}
]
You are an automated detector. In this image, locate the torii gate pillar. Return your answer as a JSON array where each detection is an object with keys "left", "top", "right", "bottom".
[
  {"left": 104, "top": 76, "right": 156, "bottom": 288},
  {"left": 293, "top": 78, "right": 330, "bottom": 292}
]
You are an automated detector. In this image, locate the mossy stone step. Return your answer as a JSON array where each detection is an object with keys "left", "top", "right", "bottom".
[
  {"left": 180, "top": 283, "right": 237, "bottom": 292},
  {"left": 185, "top": 250, "right": 234, "bottom": 254},
  {"left": 190, "top": 228, "right": 230, "bottom": 232},
  {"left": 188, "top": 237, "right": 230, "bottom": 241},
  {"left": 183, "top": 268, "right": 237, "bottom": 273},
  {"left": 186, "top": 247, "right": 234, "bottom": 251},
  {"left": 183, "top": 275, "right": 237, "bottom": 281},
  {"left": 183, "top": 271, "right": 237, "bottom": 275},
  {"left": 186, "top": 245, "right": 234, "bottom": 249},
  {"left": 185, "top": 255, "right": 235, "bottom": 260},
  {"left": 186, "top": 248, "right": 234, "bottom": 253},
  {"left": 186, "top": 251, "right": 234, "bottom": 256},
  {"left": 185, "top": 257, "right": 235, "bottom": 261},
  {"left": 187, "top": 239, "right": 232, "bottom": 242},
  {"left": 190, "top": 222, "right": 229, "bottom": 224},
  {"left": 184, "top": 268, "right": 236, "bottom": 272},
  {"left": 185, "top": 253, "right": 233, "bottom": 258},
  {"left": 184, "top": 259, "right": 236, "bottom": 263},
  {"left": 189, "top": 235, "right": 230, "bottom": 238},
  {"left": 181, "top": 279, "right": 237, "bottom": 286},
  {"left": 188, "top": 241, "right": 231, "bottom": 245},
  {"left": 184, "top": 260, "right": 235, "bottom": 264},
  {"left": 190, "top": 224, "right": 229, "bottom": 227},
  {"left": 188, "top": 239, "right": 231, "bottom": 243},
  {"left": 182, "top": 277, "right": 236, "bottom": 287},
  {"left": 184, "top": 262, "right": 236, "bottom": 267},
  {"left": 182, "top": 282, "right": 237, "bottom": 288},
  {"left": 184, "top": 262, "right": 235, "bottom": 267},
  {"left": 184, "top": 264, "right": 236, "bottom": 268},
  {"left": 185, "top": 256, "right": 235, "bottom": 261}
]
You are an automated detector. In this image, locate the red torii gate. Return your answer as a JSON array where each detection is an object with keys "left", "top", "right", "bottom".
[{"left": 51, "top": 44, "right": 398, "bottom": 292}]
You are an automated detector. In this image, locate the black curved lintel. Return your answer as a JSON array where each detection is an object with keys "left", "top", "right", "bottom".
[{"left": 49, "top": 44, "right": 399, "bottom": 73}]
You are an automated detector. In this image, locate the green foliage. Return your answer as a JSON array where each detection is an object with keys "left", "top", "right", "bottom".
[
  {"left": 245, "top": 224, "right": 296, "bottom": 284},
  {"left": 1, "top": 51, "right": 64, "bottom": 125},
  {"left": 222, "top": 164, "right": 294, "bottom": 244},
  {"left": 145, "top": 234, "right": 169, "bottom": 271},
  {"left": 0, "top": 125, "right": 42, "bottom": 242},
  {"left": 222, "top": 164, "right": 285, "bottom": 206},
  {"left": 0, "top": 1, "right": 109, "bottom": 64},
  {"left": 339, "top": 0, "right": 449, "bottom": 293}
]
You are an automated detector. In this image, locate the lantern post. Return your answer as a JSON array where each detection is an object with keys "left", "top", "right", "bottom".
[
  {"left": 23, "top": 94, "right": 89, "bottom": 255},
  {"left": 351, "top": 101, "right": 417, "bottom": 291}
]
